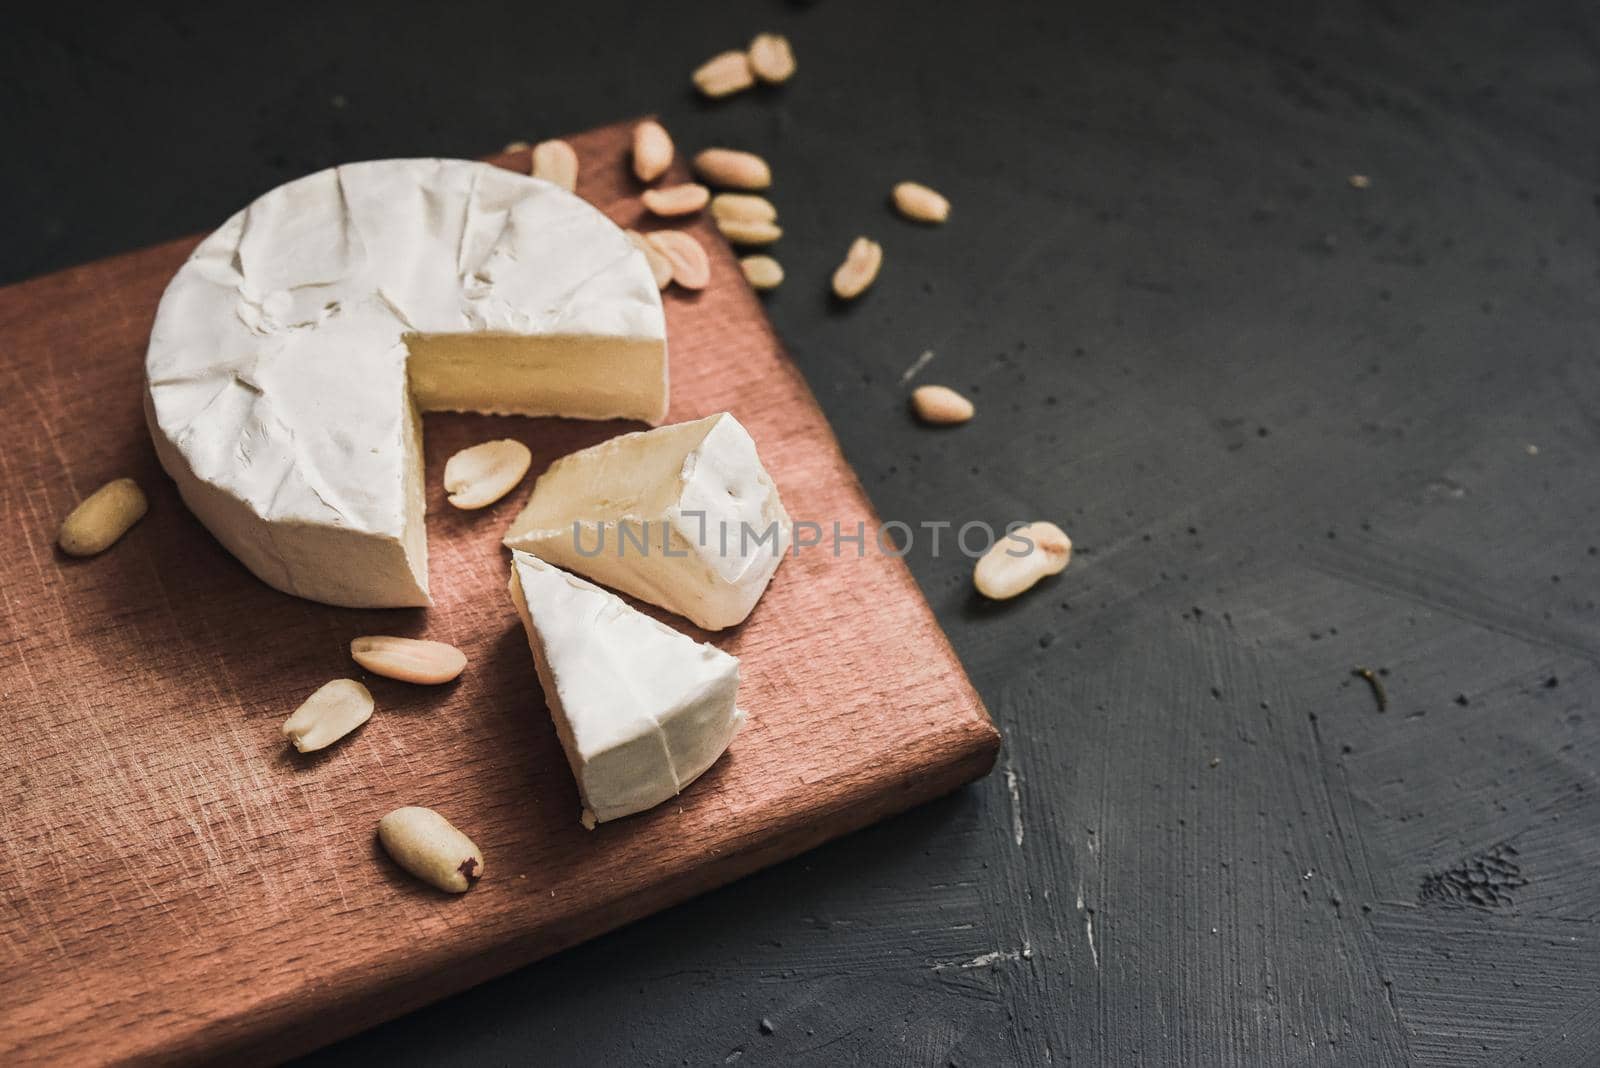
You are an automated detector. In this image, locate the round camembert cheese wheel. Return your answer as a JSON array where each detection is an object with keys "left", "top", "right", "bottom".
[{"left": 145, "top": 158, "right": 668, "bottom": 608}]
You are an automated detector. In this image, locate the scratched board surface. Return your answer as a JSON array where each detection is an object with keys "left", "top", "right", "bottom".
[{"left": 0, "top": 121, "right": 999, "bottom": 1065}]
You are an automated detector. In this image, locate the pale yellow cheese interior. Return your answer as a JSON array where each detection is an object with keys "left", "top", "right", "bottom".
[{"left": 406, "top": 333, "right": 668, "bottom": 422}]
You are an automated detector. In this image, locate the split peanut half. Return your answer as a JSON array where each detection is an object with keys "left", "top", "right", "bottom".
[
  {"left": 717, "top": 218, "right": 783, "bottom": 246},
  {"left": 974, "top": 522, "right": 1072, "bottom": 600},
  {"left": 351, "top": 636, "right": 468, "bottom": 685},
  {"left": 748, "top": 33, "right": 797, "bottom": 84},
  {"left": 831, "top": 237, "right": 883, "bottom": 300},
  {"left": 282, "top": 679, "right": 374, "bottom": 753},
  {"left": 693, "top": 148, "right": 772, "bottom": 190},
  {"left": 711, "top": 193, "right": 778, "bottom": 225},
  {"left": 692, "top": 51, "right": 755, "bottom": 98},
  {"left": 911, "top": 385, "right": 974, "bottom": 425},
  {"left": 641, "top": 183, "right": 710, "bottom": 217},
  {"left": 531, "top": 139, "right": 579, "bottom": 192},
  {"left": 443, "top": 439, "right": 532, "bottom": 509},
  {"left": 627, "top": 229, "right": 674, "bottom": 290},
  {"left": 632, "top": 120, "right": 674, "bottom": 183},
  {"left": 740, "top": 255, "right": 784, "bottom": 290},
  {"left": 645, "top": 230, "right": 711, "bottom": 290},
  {"left": 892, "top": 181, "right": 951, "bottom": 224}
]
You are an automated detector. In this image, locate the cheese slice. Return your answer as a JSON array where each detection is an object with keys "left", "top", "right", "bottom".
[
  {"left": 508, "top": 550, "right": 744, "bottom": 825},
  {"left": 144, "top": 158, "right": 667, "bottom": 608},
  {"left": 502, "top": 412, "right": 789, "bottom": 630}
]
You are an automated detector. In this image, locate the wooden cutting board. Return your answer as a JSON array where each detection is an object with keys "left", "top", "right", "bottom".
[{"left": 0, "top": 119, "right": 999, "bottom": 1065}]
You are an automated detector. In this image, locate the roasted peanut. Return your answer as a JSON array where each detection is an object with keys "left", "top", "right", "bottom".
[
  {"left": 974, "top": 522, "right": 1072, "bottom": 599},
  {"left": 58, "top": 478, "right": 147, "bottom": 557},
  {"left": 377, "top": 807, "right": 484, "bottom": 893}
]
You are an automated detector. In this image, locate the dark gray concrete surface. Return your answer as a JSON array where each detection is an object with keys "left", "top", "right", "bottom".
[{"left": 5, "top": 1, "right": 1599, "bottom": 1063}]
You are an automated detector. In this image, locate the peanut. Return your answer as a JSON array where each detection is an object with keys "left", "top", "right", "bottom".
[
  {"left": 627, "top": 229, "right": 674, "bottom": 290},
  {"left": 645, "top": 230, "right": 711, "bottom": 290},
  {"left": 377, "top": 807, "right": 484, "bottom": 893},
  {"left": 740, "top": 255, "right": 784, "bottom": 290},
  {"left": 716, "top": 218, "right": 783, "bottom": 246},
  {"left": 641, "top": 183, "right": 710, "bottom": 218},
  {"left": 443, "top": 439, "right": 532, "bottom": 510},
  {"left": 692, "top": 50, "right": 755, "bottom": 98},
  {"left": 974, "top": 522, "right": 1072, "bottom": 600},
  {"left": 351, "top": 636, "right": 467, "bottom": 685},
  {"left": 531, "top": 139, "right": 578, "bottom": 192},
  {"left": 748, "top": 33, "right": 797, "bottom": 84},
  {"left": 710, "top": 193, "right": 777, "bottom": 225},
  {"left": 282, "top": 679, "right": 373, "bottom": 753},
  {"left": 892, "top": 181, "right": 950, "bottom": 224},
  {"left": 58, "top": 478, "right": 147, "bottom": 557},
  {"left": 911, "top": 385, "right": 974, "bottom": 425},
  {"left": 632, "top": 120, "right": 674, "bottom": 183},
  {"left": 693, "top": 148, "right": 771, "bottom": 190},
  {"left": 831, "top": 237, "right": 883, "bottom": 300}
]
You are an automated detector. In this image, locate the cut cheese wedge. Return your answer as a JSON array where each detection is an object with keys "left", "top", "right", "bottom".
[
  {"left": 503, "top": 412, "right": 788, "bottom": 630},
  {"left": 144, "top": 158, "right": 667, "bottom": 608},
  {"left": 508, "top": 550, "right": 744, "bottom": 826}
]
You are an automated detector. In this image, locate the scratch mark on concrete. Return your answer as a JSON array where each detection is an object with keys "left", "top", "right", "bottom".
[
  {"left": 1077, "top": 881, "right": 1100, "bottom": 969},
  {"left": 1004, "top": 760, "right": 1024, "bottom": 847},
  {"left": 935, "top": 941, "right": 1033, "bottom": 970},
  {"left": 900, "top": 349, "right": 935, "bottom": 384}
]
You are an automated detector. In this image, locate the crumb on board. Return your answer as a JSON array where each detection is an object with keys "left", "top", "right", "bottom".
[{"left": 1352, "top": 666, "right": 1388, "bottom": 711}]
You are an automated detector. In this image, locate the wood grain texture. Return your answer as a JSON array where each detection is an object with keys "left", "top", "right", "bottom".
[{"left": 0, "top": 120, "right": 998, "bottom": 1066}]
